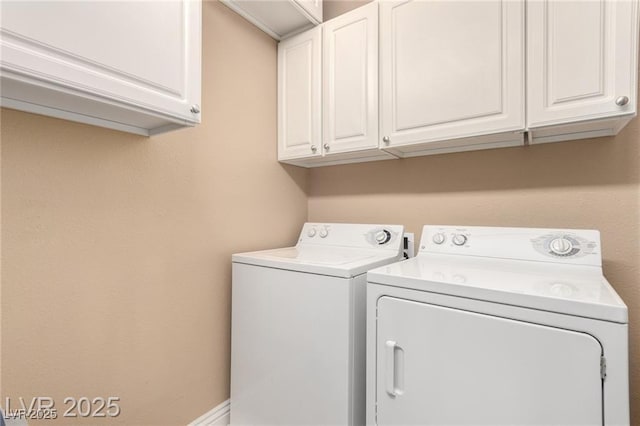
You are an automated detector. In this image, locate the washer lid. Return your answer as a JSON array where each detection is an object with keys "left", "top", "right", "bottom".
[
  {"left": 233, "top": 246, "right": 401, "bottom": 278},
  {"left": 367, "top": 254, "right": 628, "bottom": 323}
]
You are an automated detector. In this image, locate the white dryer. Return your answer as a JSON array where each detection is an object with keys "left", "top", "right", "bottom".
[
  {"left": 366, "top": 225, "right": 628, "bottom": 426},
  {"left": 231, "top": 222, "right": 404, "bottom": 426}
]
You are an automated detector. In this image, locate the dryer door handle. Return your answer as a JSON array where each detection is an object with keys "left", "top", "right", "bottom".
[{"left": 385, "top": 340, "right": 404, "bottom": 397}]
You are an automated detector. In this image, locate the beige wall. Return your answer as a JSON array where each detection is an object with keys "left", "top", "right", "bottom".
[
  {"left": 0, "top": 1, "right": 307, "bottom": 424},
  {"left": 312, "top": 1, "right": 640, "bottom": 422},
  {"left": 2, "top": 0, "right": 639, "bottom": 424}
]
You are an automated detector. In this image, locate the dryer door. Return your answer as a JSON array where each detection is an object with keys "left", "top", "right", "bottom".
[{"left": 376, "top": 296, "right": 603, "bottom": 426}]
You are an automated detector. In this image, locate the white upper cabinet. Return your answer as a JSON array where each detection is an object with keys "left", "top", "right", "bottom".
[
  {"left": 276, "top": 0, "right": 639, "bottom": 167},
  {"left": 278, "top": 26, "right": 322, "bottom": 161},
  {"left": 296, "top": 0, "right": 323, "bottom": 25},
  {"left": 279, "top": 6, "right": 393, "bottom": 167},
  {"left": 0, "top": 0, "right": 201, "bottom": 136},
  {"left": 221, "top": 0, "right": 322, "bottom": 40},
  {"left": 380, "top": 0, "right": 525, "bottom": 156},
  {"left": 527, "top": 0, "right": 639, "bottom": 143},
  {"left": 322, "top": 2, "right": 379, "bottom": 156}
]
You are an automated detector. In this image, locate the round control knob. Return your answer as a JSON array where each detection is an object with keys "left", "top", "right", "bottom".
[
  {"left": 307, "top": 228, "right": 317, "bottom": 238},
  {"left": 319, "top": 227, "right": 329, "bottom": 238},
  {"left": 452, "top": 234, "right": 467, "bottom": 246},
  {"left": 375, "top": 230, "right": 392, "bottom": 245},
  {"left": 432, "top": 233, "right": 446, "bottom": 245},
  {"left": 549, "top": 237, "right": 573, "bottom": 255}
]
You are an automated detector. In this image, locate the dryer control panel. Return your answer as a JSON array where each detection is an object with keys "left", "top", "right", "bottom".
[{"left": 419, "top": 225, "right": 601, "bottom": 267}]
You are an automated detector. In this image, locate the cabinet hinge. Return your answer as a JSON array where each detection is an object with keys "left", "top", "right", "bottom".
[{"left": 600, "top": 356, "right": 607, "bottom": 380}]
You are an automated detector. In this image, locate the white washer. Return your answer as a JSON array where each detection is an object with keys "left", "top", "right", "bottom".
[
  {"left": 366, "top": 225, "right": 628, "bottom": 426},
  {"left": 231, "top": 222, "right": 404, "bottom": 426}
]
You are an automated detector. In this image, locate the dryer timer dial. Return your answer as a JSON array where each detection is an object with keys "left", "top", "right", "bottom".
[
  {"left": 549, "top": 238, "right": 573, "bottom": 256},
  {"left": 531, "top": 233, "right": 596, "bottom": 259}
]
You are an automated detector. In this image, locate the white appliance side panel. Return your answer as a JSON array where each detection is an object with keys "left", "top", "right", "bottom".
[
  {"left": 375, "top": 296, "right": 603, "bottom": 426},
  {"left": 351, "top": 274, "right": 367, "bottom": 426},
  {"left": 230, "top": 263, "right": 351, "bottom": 425}
]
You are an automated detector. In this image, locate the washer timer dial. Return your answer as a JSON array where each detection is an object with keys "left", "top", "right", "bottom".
[
  {"left": 375, "top": 230, "right": 392, "bottom": 245},
  {"left": 452, "top": 234, "right": 468, "bottom": 246}
]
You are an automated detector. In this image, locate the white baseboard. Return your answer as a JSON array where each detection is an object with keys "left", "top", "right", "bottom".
[{"left": 189, "top": 399, "right": 230, "bottom": 426}]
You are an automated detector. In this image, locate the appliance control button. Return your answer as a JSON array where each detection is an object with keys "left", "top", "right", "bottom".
[
  {"left": 432, "top": 233, "right": 446, "bottom": 245},
  {"left": 307, "top": 228, "right": 317, "bottom": 238},
  {"left": 452, "top": 234, "right": 467, "bottom": 246},
  {"left": 319, "top": 227, "right": 329, "bottom": 238},
  {"left": 549, "top": 237, "right": 573, "bottom": 255},
  {"left": 375, "top": 230, "right": 392, "bottom": 245}
]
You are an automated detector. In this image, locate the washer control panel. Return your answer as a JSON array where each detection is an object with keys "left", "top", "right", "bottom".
[
  {"left": 299, "top": 223, "right": 404, "bottom": 251},
  {"left": 420, "top": 225, "right": 601, "bottom": 266}
]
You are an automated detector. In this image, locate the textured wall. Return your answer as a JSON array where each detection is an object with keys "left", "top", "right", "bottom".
[
  {"left": 312, "top": 0, "right": 640, "bottom": 422},
  {"left": 0, "top": 1, "right": 307, "bottom": 424},
  {"left": 2, "top": 1, "right": 638, "bottom": 424}
]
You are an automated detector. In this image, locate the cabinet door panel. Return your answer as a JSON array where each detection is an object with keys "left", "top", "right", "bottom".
[
  {"left": 278, "top": 27, "right": 322, "bottom": 160},
  {"left": 527, "top": 0, "right": 638, "bottom": 127},
  {"left": 0, "top": 0, "right": 201, "bottom": 122},
  {"left": 380, "top": 0, "right": 524, "bottom": 146},
  {"left": 323, "top": 2, "right": 378, "bottom": 154},
  {"left": 376, "top": 296, "right": 603, "bottom": 425}
]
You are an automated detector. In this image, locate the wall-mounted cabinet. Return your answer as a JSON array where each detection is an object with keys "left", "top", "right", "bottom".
[
  {"left": 380, "top": 0, "right": 525, "bottom": 157},
  {"left": 277, "top": 0, "right": 639, "bottom": 168},
  {"left": 527, "top": 0, "right": 638, "bottom": 144},
  {"left": 277, "top": 27, "right": 322, "bottom": 162},
  {"left": 0, "top": 0, "right": 202, "bottom": 137},
  {"left": 279, "top": 3, "right": 393, "bottom": 167},
  {"left": 321, "top": 2, "right": 394, "bottom": 165},
  {"left": 221, "top": 0, "right": 322, "bottom": 40}
]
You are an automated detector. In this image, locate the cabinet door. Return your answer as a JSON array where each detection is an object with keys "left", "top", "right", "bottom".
[
  {"left": 278, "top": 27, "right": 322, "bottom": 160},
  {"left": 527, "top": 0, "right": 638, "bottom": 128},
  {"left": 375, "top": 296, "right": 603, "bottom": 425},
  {"left": 295, "top": 0, "right": 323, "bottom": 24},
  {"left": 380, "top": 0, "right": 524, "bottom": 147},
  {"left": 323, "top": 2, "right": 378, "bottom": 155},
  {"left": 0, "top": 0, "right": 201, "bottom": 123}
]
